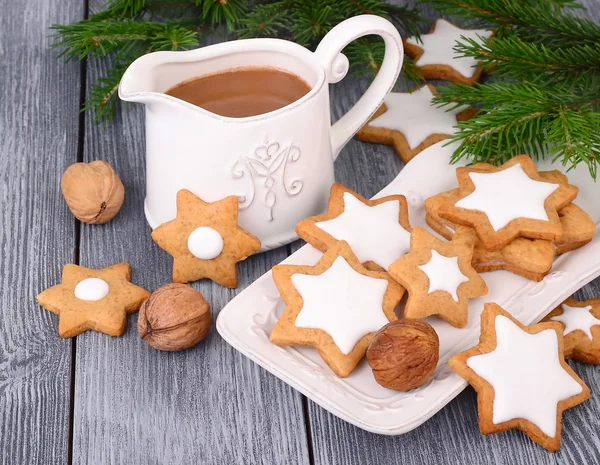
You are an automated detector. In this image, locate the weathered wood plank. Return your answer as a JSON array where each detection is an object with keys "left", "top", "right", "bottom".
[
  {"left": 0, "top": 0, "right": 82, "bottom": 463},
  {"left": 70, "top": 5, "right": 311, "bottom": 463}
]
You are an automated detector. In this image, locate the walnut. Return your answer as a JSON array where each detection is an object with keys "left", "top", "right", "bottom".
[
  {"left": 138, "top": 283, "right": 211, "bottom": 351},
  {"left": 366, "top": 319, "right": 439, "bottom": 391},
  {"left": 61, "top": 160, "right": 125, "bottom": 224}
]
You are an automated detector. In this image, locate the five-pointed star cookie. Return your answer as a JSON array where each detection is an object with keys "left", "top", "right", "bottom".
[
  {"left": 151, "top": 190, "right": 261, "bottom": 288},
  {"left": 388, "top": 227, "right": 487, "bottom": 328},
  {"left": 449, "top": 303, "right": 590, "bottom": 452},
  {"left": 296, "top": 183, "right": 412, "bottom": 272},
  {"left": 356, "top": 84, "right": 477, "bottom": 162},
  {"left": 404, "top": 19, "right": 493, "bottom": 85},
  {"left": 543, "top": 298, "right": 600, "bottom": 364},
  {"left": 270, "top": 241, "right": 405, "bottom": 377},
  {"left": 37, "top": 263, "right": 150, "bottom": 338},
  {"left": 438, "top": 155, "right": 579, "bottom": 252}
]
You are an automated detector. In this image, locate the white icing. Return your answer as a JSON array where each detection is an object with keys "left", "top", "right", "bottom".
[
  {"left": 74, "top": 277, "right": 109, "bottom": 301},
  {"left": 292, "top": 256, "right": 389, "bottom": 355},
  {"left": 551, "top": 304, "right": 600, "bottom": 340},
  {"left": 418, "top": 250, "right": 468, "bottom": 302},
  {"left": 369, "top": 85, "right": 466, "bottom": 148},
  {"left": 455, "top": 164, "right": 559, "bottom": 231},
  {"left": 187, "top": 226, "right": 224, "bottom": 260},
  {"left": 467, "top": 315, "right": 583, "bottom": 438},
  {"left": 406, "top": 19, "right": 493, "bottom": 78},
  {"left": 315, "top": 192, "right": 411, "bottom": 270}
]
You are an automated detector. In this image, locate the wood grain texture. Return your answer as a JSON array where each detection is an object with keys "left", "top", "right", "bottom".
[
  {"left": 70, "top": 5, "right": 310, "bottom": 464},
  {"left": 0, "top": 0, "right": 82, "bottom": 463}
]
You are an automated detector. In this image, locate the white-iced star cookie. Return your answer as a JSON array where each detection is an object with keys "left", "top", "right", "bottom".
[
  {"left": 543, "top": 298, "right": 600, "bottom": 364},
  {"left": 404, "top": 19, "right": 493, "bottom": 85},
  {"left": 270, "top": 241, "right": 405, "bottom": 377},
  {"left": 450, "top": 304, "right": 590, "bottom": 452},
  {"left": 439, "top": 155, "right": 579, "bottom": 251},
  {"left": 356, "top": 84, "right": 477, "bottom": 162},
  {"left": 297, "top": 183, "right": 412, "bottom": 272}
]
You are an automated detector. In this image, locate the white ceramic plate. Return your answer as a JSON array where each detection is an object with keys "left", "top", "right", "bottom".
[{"left": 216, "top": 141, "right": 600, "bottom": 435}]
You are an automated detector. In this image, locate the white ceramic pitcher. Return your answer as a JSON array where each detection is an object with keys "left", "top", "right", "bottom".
[{"left": 119, "top": 15, "right": 403, "bottom": 250}]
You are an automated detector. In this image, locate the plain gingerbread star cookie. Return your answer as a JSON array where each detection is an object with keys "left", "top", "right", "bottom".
[
  {"left": 449, "top": 303, "right": 590, "bottom": 452},
  {"left": 270, "top": 241, "right": 405, "bottom": 377},
  {"left": 37, "top": 263, "right": 150, "bottom": 338},
  {"left": 388, "top": 227, "right": 488, "bottom": 328},
  {"left": 543, "top": 298, "right": 600, "bottom": 364},
  {"left": 404, "top": 19, "right": 493, "bottom": 85},
  {"left": 356, "top": 84, "right": 477, "bottom": 162},
  {"left": 438, "top": 155, "right": 579, "bottom": 252},
  {"left": 151, "top": 189, "right": 261, "bottom": 288},
  {"left": 296, "top": 183, "right": 412, "bottom": 272}
]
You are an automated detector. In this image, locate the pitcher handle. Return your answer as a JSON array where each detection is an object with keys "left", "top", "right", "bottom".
[{"left": 314, "top": 15, "right": 404, "bottom": 161}]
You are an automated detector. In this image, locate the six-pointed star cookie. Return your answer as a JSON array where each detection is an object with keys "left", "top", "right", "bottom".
[
  {"left": 449, "top": 303, "right": 590, "bottom": 452},
  {"left": 439, "top": 155, "right": 579, "bottom": 252},
  {"left": 37, "top": 263, "right": 150, "bottom": 338},
  {"left": 296, "top": 183, "right": 412, "bottom": 272},
  {"left": 356, "top": 84, "right": 477, "bottom": 162},
  {"left": 404, "top": 19, "right": 493, "bottom": 85},
  {"left": 388, "top": 227, "right": 487, "bottom": 328},
  {"left": 151, "top": 190, "right": 261, "bottom": 288},
  {"left": 543, "top": 298, "right": 600, "bottom": 364},
  {"left": 270, "top": 241, "right": 405, "bottom": 377}
]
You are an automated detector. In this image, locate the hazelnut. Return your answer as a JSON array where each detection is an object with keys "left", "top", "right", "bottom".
[
  {"left": 367, "top": 319, "right": 439, "bottom": 391},
  {"left": 61, "top": 160, "right": 125, "bottom": 224},
  {"left": 138, "top": 283, "right": 211, "bottom": 351}
]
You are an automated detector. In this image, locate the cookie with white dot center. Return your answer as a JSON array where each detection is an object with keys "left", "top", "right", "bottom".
[
  {"left": 37, "top": 262, "right": 150, "bottom": 338},
  {"left": 356, "top": 84, "right": 477, "bottom": 162},
  {"left": 151, "top": 189, "right": 261, "bottom": 288},
  {"left": 542, "top": 298, "right": 600, "bottom": 364},
  {"left": 404, "top": 19, "right": 493, "bottom": 85}
]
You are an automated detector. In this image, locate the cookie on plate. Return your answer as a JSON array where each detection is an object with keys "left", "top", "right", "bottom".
[
  {"left": 37, "top": 263, "right": 150, "bottom": 338},
  {"left": 151, "top": 189, "right": 261, "bottom": 288},
  {"left": 542, "top": 298, "right": 600, "bottom": 364},
  {"left": 356, "top": 84, "right": 477, "bottom": 163},
  {"left": 296, "top": 183, "right": 412, "bottom": 272},
  {"left": 388, "top": 227, "right": 488, "bottom": 328},
  {"left": 404, "top": 19, "right": 493, "bottom": 85},
  {"left": 449, "top": 303, "right": 590, "bottom": 452},
  {"left": 270, "top": 241, "right": 405, "bottom": 377},
  {"left": 438, "top": 155, "right": 579, "bottom": 251}
]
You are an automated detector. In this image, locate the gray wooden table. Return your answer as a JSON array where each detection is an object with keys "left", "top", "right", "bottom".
[{"left": 2, "top": 1, "right": 600, "bottom": 464}]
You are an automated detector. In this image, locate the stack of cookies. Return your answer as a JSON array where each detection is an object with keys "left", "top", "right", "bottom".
[{"left": 425, "top": 155, "right": 595, "bottom": 281}]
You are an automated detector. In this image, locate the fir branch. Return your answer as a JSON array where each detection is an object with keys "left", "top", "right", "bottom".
[
  {"left": 344, "top": 39, "right": 422, "bottom": 81},
  {"left": 200, "top": 0, "right": 247, "bottom": 32},
  {"left": 237, "top": 2, "right": 292, "bottom": 39},
  {"left": 289, "top": 0, "right": 344, "bottom": 46}
]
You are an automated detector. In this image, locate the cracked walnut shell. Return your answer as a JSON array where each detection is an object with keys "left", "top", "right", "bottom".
[
  {"left": 367, "top": 319, "right": 439, "bottom": 391},
  {"left": 138, "top": 283, "right": 211, "bottom": 351},
  {"left": 61, "top": 160, "right": 125, "bottom": 224}
]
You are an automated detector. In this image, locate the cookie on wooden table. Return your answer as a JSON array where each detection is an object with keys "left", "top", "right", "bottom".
[
  {"left": 151, "top": 189, "right": 261, "bottom": 288},
  {"left": 543, "top": 298, "right": 600, "bottom": 364},
  {"left": 270, "top": 241, "right": 405, "bottom": 378},
  {"left": 296, "top": 183, "right": 412, "bottom": 272},
  {"left": 449, "top": 303, "right": 590, "bottom": 452},
  {"left": 388, "top": 227, "right": 488, "bottom": 328},
  {"left": 438, "top": 155, "right": 579, "bottom": 251},
  {"left": 356, "top": 84, "right": 477, "bottom": 163},
  {"left": 404, "top": 19, "right": 493, "bottom": 85},
  {"left": 37, "top": 262, "right": 150, "bottom": 338}
]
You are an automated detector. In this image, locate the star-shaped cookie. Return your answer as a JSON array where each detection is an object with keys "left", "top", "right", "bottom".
[
  {"left": 404, "top": 19, "right": 493, "bottom": 85},
  {"left": 296, "top": 183, "right": 412, "bottom": 272},
  {"left": 449, "top": 303, "right": 590, "bottom": 452},
  {"left": 356, "top": 84, "right": 477, "bottom": 162},
  {"left": 270, "top": 241, "right": 405, "bottom": 377},
  {"left": 438, "top": 155, "right": 579, "bottom": 252},
  {"left": 151, "top": 190, "right": 261, "bottom": 288},
  {"left": 543, "top": 298, "right": 600, "bottom": 364},
  {"left": 37, "top": 263, "right": 150, "bottom": 338},
  {"left": 388, "top": 227, "right": 487, "bottom": 328}
]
